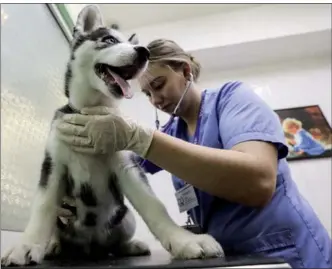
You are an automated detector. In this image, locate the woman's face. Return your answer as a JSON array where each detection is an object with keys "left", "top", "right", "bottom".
[{"left": 139, "top": 63, "right": 190, "bottom": 115}]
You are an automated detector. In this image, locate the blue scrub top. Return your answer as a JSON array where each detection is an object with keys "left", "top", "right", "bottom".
[{"left": 137, "top": 81, "right": 331, "bottom": 268}]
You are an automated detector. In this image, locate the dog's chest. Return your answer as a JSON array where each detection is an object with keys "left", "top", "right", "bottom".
[
  {"left": 49, "top": 132, "right": 119, "bottom": 204},
  {"left": 52, "top": 138, "right": 124, "bottom": 237}
]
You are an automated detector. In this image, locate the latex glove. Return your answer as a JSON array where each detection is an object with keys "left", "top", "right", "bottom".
[{"left": 55, "top": 106, "right": 155, "bottom": 157}]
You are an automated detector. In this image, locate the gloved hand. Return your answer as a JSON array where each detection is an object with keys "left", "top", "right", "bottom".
[{"left": 55, "top": 106, "right": 155, "bottom": 157}]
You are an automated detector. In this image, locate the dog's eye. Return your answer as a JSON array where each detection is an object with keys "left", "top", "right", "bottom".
[{"left": 102, "top": 36, "right": 118, "bottom": 44}]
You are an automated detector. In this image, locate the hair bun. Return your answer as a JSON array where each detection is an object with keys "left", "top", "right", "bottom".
[{"left": 146, "top": 39, "right": 201, "bottom": 82}]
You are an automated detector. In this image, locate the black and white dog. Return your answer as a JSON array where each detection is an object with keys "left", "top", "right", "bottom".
[{"left": 1, "top": 5, "right": 223, "bottom": 266}]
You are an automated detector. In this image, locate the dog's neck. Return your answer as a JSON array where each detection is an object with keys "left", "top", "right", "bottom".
[{"left": 68, "top": 78, "right": 117, "bottom": 112}]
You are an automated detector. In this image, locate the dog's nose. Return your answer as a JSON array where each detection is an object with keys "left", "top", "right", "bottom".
[{"left": 134, "top": 46, "right": 150, "bottom": 61}]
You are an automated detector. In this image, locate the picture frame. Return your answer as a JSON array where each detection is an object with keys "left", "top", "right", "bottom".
[{"left": 274, "top": 105, "right": 332, "bottom": 162}]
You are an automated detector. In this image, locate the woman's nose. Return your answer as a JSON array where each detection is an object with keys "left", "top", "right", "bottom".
[{"left": 151, "top": 93, "right": 163, "bottom": 107}]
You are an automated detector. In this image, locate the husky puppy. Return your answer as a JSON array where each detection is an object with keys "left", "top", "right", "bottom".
[{"left": 1, "top": 5, "right": 223, "bottom": 266}]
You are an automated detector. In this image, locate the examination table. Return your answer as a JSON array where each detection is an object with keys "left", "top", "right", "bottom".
[{"left": 2, "top": 249, "right": 291, "bottom": 269}]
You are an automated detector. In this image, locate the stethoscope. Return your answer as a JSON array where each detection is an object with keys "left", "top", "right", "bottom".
[
  {"left": 155, "top": 73, "right": 194, "bottom": 132},
  {"left": 151, "top": 73, "right": 200, "bottom": 228}
]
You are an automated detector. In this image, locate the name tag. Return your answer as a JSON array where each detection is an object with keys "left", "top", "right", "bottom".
[{"left": 175, "top": 184, "right": 199, "bottom": 213}]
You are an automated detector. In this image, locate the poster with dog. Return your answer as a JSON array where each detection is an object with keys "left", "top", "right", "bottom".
[{"left": 275, "top": 105, "right": 332, "bottom": 161}]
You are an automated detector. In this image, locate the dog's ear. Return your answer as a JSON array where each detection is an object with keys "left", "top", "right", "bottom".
[
  {"left": 74, "top": 5, "right": 104, "bottom": 36},
  {"left": 128, "top": 33, "right": 139, "bottom": 45}
]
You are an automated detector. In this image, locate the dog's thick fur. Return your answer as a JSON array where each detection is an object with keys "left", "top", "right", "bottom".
[{"left": 1, "top": 5, "right": 223, "bottom": 266}]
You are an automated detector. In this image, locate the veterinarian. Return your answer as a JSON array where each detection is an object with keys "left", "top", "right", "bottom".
[{"left": 56, "top": 38, "right": 331, "bottom": 268}]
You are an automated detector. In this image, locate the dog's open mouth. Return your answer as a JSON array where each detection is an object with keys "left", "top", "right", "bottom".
[{"left": 95, "top": 63, "right": 139, "bottom": 99}]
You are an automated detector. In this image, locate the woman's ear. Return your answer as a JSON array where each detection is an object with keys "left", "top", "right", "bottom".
[{"left": 182, "top": 63, "right": 192, "bottom": 81}]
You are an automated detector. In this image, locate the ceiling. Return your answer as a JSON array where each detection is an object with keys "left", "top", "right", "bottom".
[
  {"left": 196, "top": 29, "right": 331, "bottom": 77},
  {"left": 97, "top": 3, "right": 259, "bottom": 30}
]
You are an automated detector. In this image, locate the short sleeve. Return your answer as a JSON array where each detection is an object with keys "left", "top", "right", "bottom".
[
  {"left": 136, "top": 155, "right": 163, "bottom": 175},
  {"left": 217, "top": 82, "right": 289, "bottom": 159}
]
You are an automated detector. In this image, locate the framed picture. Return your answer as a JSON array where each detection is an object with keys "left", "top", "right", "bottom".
[{"left": 275, "top": 105, "right": 332, "bottom": 161}]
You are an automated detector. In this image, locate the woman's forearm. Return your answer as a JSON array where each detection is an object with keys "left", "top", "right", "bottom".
[{"left": 144, "top": 131, "right": 275, "bottom": 207}]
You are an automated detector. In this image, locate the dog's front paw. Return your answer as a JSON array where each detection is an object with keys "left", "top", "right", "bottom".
[
  {"left": 162, "top": 232, "right": 224, "bottom": 260},
  {"left": 1, "top": 242, "right": 47, "bottom": 266}
]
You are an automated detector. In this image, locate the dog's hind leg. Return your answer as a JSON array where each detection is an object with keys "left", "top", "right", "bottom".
[
  {"left": 1, "top": 153, "right": 66, "bottom": 266},
  {"left": 45, "top": 227, "right": 62, "bottom": 258},
  {"left": 106, "top": 208, "right": 151, "bottom": 257},
  {"left": 113, "top": 239, "right": 151, "bottom": 257}
]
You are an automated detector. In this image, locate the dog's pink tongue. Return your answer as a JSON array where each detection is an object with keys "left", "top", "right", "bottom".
[{"left": 108, "top": 70, "right": 133, "bottom": 99}]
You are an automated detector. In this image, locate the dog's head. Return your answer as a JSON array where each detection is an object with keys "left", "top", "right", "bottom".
[{"left": 66, "top": 5, "right": 149, "bottom": 100}]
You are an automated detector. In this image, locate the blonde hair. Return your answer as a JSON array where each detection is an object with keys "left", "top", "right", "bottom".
[
  {"left": 282, "top": 118, "right": 302, "bottom": 132},
  {"left": 146, "top": 39, "right": 201, "bottom": 82}
]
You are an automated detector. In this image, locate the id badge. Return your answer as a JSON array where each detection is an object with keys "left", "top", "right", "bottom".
[{"left": 175, "top": 184, "right": 199, "bottom": 213}]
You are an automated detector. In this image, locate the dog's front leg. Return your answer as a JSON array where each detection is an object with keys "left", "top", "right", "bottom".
[
  {"left": 113, "top": 153, "right": 224, "bottom": 260},
  {"left": 1, "top": 159, "right": 65, "bottom": 266}
]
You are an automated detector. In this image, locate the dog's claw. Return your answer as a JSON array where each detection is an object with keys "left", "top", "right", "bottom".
[{"left": 1, "top": 242, "right": 47, "bottom": 266}]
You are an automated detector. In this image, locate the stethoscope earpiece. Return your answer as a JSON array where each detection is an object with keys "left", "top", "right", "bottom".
[{"left": 188, "top": 73, "right": 193, "bottom": 82}]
